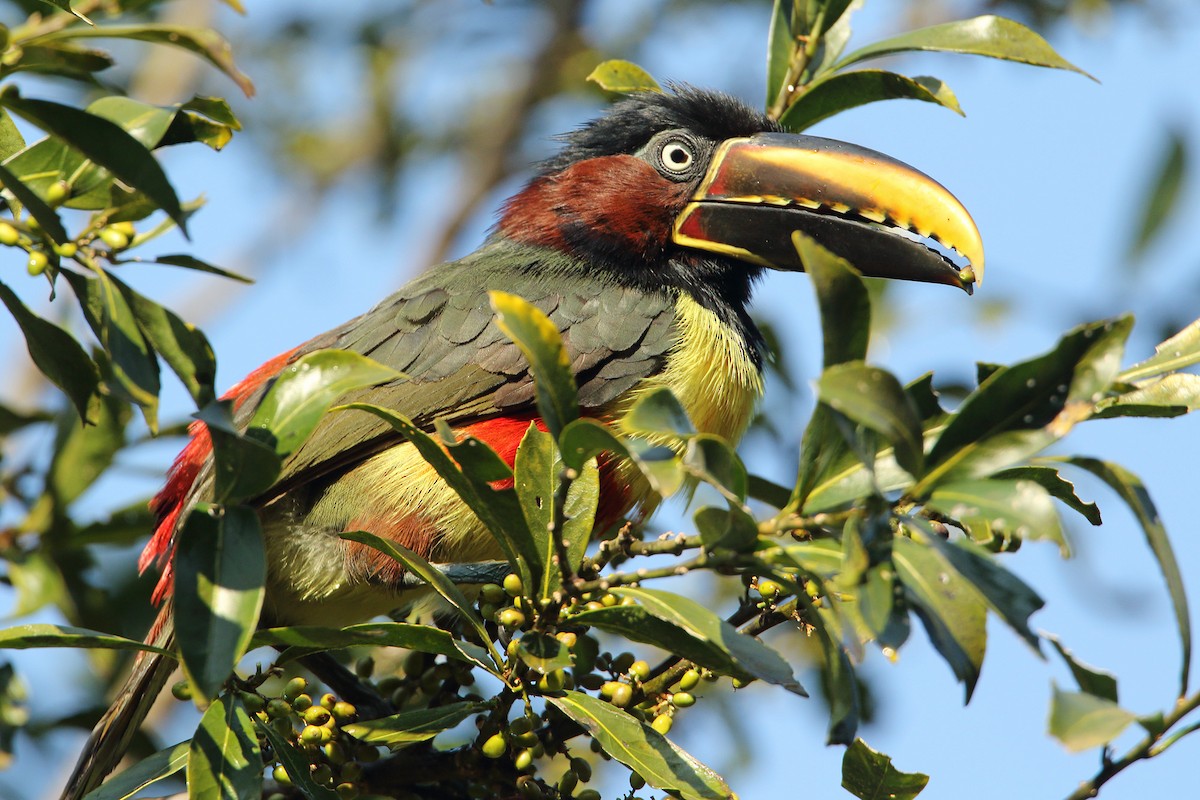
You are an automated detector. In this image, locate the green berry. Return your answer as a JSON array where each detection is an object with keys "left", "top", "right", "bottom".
[
  {"left": 497, "top": 607, "right": 526, "bottom": 629},
  {"left": 44, "top": 181, "right": 69, "bottom": 205},
  {"left": 556, "top": 631, "right": 577, "bottom": 649},
  {"left": 0, "top": 221, "right": 18, "bottom": 245},
  {"left": 272, "top": 765, "right": 292, "bottom": 786},
  {"left": 98, "top": 227, "right": 129, "bottom": 250},
  {"left": 670, "top": 691, "right": 695, "bottom": 708},
  {"left": 238, "top": 692, "right": 265, "bottom": 714},
  {"left": 355, "top": 656, "right": 375, "bottom": 678},
  {"left": 26, "top": 250, "right": 48, "bottom": 276},
  {"left": 170, "top": 680, "right": 192, "bottom": 701},
  {"left": 570, "top": 756, "right": 592, "bottom": 782},
  {"left": 611, "top": 652, "right": 635, "bottom": 673},
  {"left": 332, "top": 701, "right": 357, "bottom": 723},
  {"left": 503, "top": 573, "right": 523, "bottom": 597},
  {"left": 481, "top": 582, "right": 507, "bottom": 604},
  {"left": 558, "top": 770, "right": 578, "bottom": 796},
  {"left": 282, "top": 677, "right": 309, "bottom": 700},
  {"left": 508, "top": 716, "right": 533, "bottom": 735},
  {"left": 538, "top": 669, "right": 566, "bottom": 693},
  {"left": 651, "top": 714, "right": 673, "bottom": 735},
  {"left": 481, "top": 732, "right": 507, "bottom": 759},
  {"left": 576, "top": 790, "right": 601, "bottom": 800},
  {"left": 292, "top": 693, "right": 313, "bottom": 712},
  {"left": 678, "top": 668, "right": 701, "bottom": 691},
  {"left": 335, "top": 783, "right": 360, "bottom": 800},
  {"left": 311, "top": 764, "right": 334, "bottom": 786},
  {"left": 628, "top": 660, "right": 651, "bottom": 682},
  {"left": 55, "top": 241, "right": 77, "bottom": 258},
  {"left": 630, "top": 772, "right": 646, "bottom": 790},
  {"left": 757, "top": 578, "right": 783, "bottom": 600},
  {"left": 320, "top": 692, "right": 338, "bottom": 710},
  {"left": 300, "top": 724, "right": 327, "bottom": 745},
  {"left": 110, "top": 221, "right": 136, "bottom": 238},
  {"left": 303, "top": 706, "right": 331, "bottom": 726},
  {"left": 609, "top": 683, "right": 633, "bottom": 708},
  {"left": 514, "top": 748, "right": 534, "bottom": 771}
]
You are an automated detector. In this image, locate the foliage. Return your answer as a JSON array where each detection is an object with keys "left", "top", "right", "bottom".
[{"left": 0, "top": 2, "right": 1197, "bottom": 800}]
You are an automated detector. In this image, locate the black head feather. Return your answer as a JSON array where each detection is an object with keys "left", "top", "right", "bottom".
[{"left": 538, "top": 85, "right": 780, "bottom": 175}]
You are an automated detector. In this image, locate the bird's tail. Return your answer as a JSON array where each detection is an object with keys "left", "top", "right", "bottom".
[{"left": 60, "top": 604, "right": 177, "bottom": 800}]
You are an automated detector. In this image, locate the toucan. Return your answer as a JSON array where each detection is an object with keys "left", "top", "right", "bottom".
[{"left": 63, "top": 86, "right": 983, "bottom": 798}]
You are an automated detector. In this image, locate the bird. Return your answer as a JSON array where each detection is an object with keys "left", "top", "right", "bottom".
[{"left": 63, "top": 86, "right": 982, "bottom": 798}]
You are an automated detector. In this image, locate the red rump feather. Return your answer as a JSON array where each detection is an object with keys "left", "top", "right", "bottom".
[{"left": 142, "top": 348, "right": 300, "bottom": 604}]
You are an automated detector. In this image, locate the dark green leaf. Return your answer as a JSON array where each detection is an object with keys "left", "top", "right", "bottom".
[
  {"left": 893, "top": 536, "right": 986, "bottom": 701},
  {"left": 437, "top": 420, "right": 512, "bottom": 482},
  {"left": 343, "top": 702, "right": 485, "bottom": 748},
  {"left": 807, "top": 594, "right": 862, "bottom": 744},
  {"left": 0, "top": 160, "right": 68, "bottom": 243},
  {"left": 0, "top": 108, "right": 25, "bottom": 159},
  {"left": 1048, "top": 685, "right": 1136, "bottom": 753},
  {"left": 693, "top": 504, "right": 758, "bottom": 552},
  {"left": 174, "top": 506, "right": 265, "bottom": 703},
  {"left": 994, "top": 465, "right": 1101, "bottom": 525},
  {"left": 562, "top": 457, "right": 599, "bottom": 572},
  {"left": 748, "top": 474, "right": 792, "bottom": 508},
  {"left": 586, "top": 59, "right": 662, "bottom": 93},
  {"left": 194, "top": 400, "right": 281, "bottom": 503},
  {"left": 1127, "top": 129, "right": 1187, "bottom": 263},
  {"left": 181, "top": 96, "right": 242, "bottom": 130},
  {"left": 925, "top": 478, "right": 1066, "bottom": 555},
  {"left": 82, "top": 740, "right": 188, "bottom": 800},
  {"left": 683, "top": 435, "right": 747, "bottom": 501},
  {"left": 818, "top": 362, "right": 924, "bottom": 478},
  {"left": 338, "top": 530, "right": 494, "bottom": 658},
  {"left": 1095, "top": 373, "right": 1200, "bottom": 418},
  {"left": 624, "top": 386, "right": 694, "bottom": 437},
  {"left": 35, "top": 25, "right": 255, "bottom": 97},
  {"left": 615, "top": 587, "right": 805, "bottom": 694},
  {"left": 0, "top": 403, "right": 51, "bottom": 436},
  {"left": 549, "top": 691, "right": 731, "bottom": 800},
  {"left": 0, "top": 280, "right": 98, "bottom": 421},
  {"left": 107, "top": 272, "right": 216, "bottom": 407},
  {"left": 766, "top": 0, "right": 794, "bottom": 107},
  {"left": 35, "top": 0, "right": 93, "bottom": 24},
  {"left": 515, "top": 423, "right": 557, "bottom": 598},
  {"left": 338, "top": 402, "right": 539, "bottom": 593},
  {"left": 87, "top": 96, "right": 177, "bottom": 148},
  {"left": 780, "top": 70, "right": 961, "bottom": 132},
  {"left": 254, "top": 717, "right": 338, "bottom": 800},
  {"left": 841, "top": 738, "right": 929, "bottom": 800},
  {"left": 186, "top": 694, "right": 262, "bottom": 800},
  {"left": 833, "top": 14, "right": 1093, "bottom": 78},
  {"left": 150, "top": 254, "right": 253, "bottom": 283},
  {"left": 4, "top": 43, "right": 112, "bottom": 81},
  {"left": 1046, "top": 635, "right": 1118, "bottom": 702},
  {"left": 490, "top": 290, "right": 578, "bottom": 439},
  {"left": 0, "top": 623, "right": 172, "bottom": 655},
  {"left": 248, "top": 349, "right": 400, "bottom": 458},
  {"left": 253, "top": 622, "right": 493, "bottom": 674},
  {"left": 1, "top": 95, "right": 188, "bottom": 233},
  {"left": 515, "top": 633, "right": 573, "bottom": 674},
  {"left": 1065, "top": 458, "right": 1191, "bottom": 696},
  {"left": 1119, "top": 318, "right": 1200, "bottom": 382}
]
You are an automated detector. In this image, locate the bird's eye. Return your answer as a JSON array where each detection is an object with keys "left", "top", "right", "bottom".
[{"left": 659, "top": 140, "right": 695, "bottom": 174}]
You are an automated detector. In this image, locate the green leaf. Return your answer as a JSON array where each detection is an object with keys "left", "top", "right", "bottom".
[
  {"left": 338, "top": 530, "right": 495, "bottom": 662},
  {"left": 174, "top": 506, "right": 265, "bottom": 703},
  {"left": 514, "top": 424, "right": 558, "bottom": 599},
  {"left": 0, "top": 623, "right": 172, "bottom": 655},
  {"left": 248, "top": 349, "right": 400, "bottom": 458},
  {"left": 186, "top": 694, "right": 262, "bottom": 800},
  {"left": 693, "top": 504, "right": 758, "bottom": 552},
  {"left": 683, "top": 435, "right": 747, "bottom": 501},
  {"left": 252, "top": 622, "right": 494, "bottom": 674},
  {"left": 613, "top": 587, "right": 805, "bottom": 694},
  {"left": 893, "top": 536, "right": 986, "bottom": 700},
  {"left": 343, "top": 702, "right": 485, "bottom": 748},
  {"left": 515, "top": 633, "right": 573, "bottom": 674},
  {"left": 766, "top": 0, "right": 794, "bottom": 107},
  {"left": 558, "top": 416, "right": 682, "bottom": 495},
  {"left": 993, "top": 465, "right": 1101, "bottom": 526},
  {"left": 0, "top": 108, "right": 25, "bottom": 159},
  {"left": 818, "top": 363, "right": 924, "bottom": 478},
  {"left": 87, "top": 96, "right": 178, "bottom": 148},
  {"left": 1094, "top": 373, "right": 1200, "bottom": 419},
  {"left": 625, "top": 386, "right": 695, "bottom": 437},
  {"left": 586, "top": 59, "right": 662, "bottom": 93},
  {"left": 35, "top": 25, "right": 255, "bottom": 97},
  {"left": 0, "top": 280, "right": 98, "bottom": 421},
  {"left": 0, "top": 159, "right": 68, "bottom": 243},
  {"left": 841, "top": 738, "right": 929, "bottom": 800},
  {"left": 1, "top": 95, "right": 188, "bottom": 233},
  {"left": 1118, "top": 318, "right": 1200, "bottom": 382},
  {"left": 1065, "top": 458, "right": 1191, "bottom": 696},
  {"left": 150, "top": 254, "right": 253, "bottom": 283},
  {"left": 254, "top": 717, "right": 338, "bottom": 800},
  {"left": 925, "top": 478, "right": 1066, "bottom": 555},
  {"left": 339, "top": 402, "right": 540, "bottom": 592},
  {"left": 106, "top": 271, "right": 216, "bottom": 407},
  {"left": 1127, "top": 128, "right": 1187, "bottom": 263},
  {"left": 82, "top": 740, "right": 188, "bottom": 800},
  {"left": 562, "top": 457, "right": 599, "bottom": 571},
  {"left": 47, "top": 390, "right": 128, "bottom": 505},
  {"left": 490, "top": 290, "right": 578, "bottom": 439},
  {"left": 1046, "top": 635, "right": 1118, "bottom": 702},
  {"left": 781, "top": 70, "right": 961, "bottom": 132},
  {"left": 1048, "top": 685, "right": 1136, "bottom": 753},
  {"left": 549, "top": 691, "right": 731, "bottom": 800},
  {"left": 35, "top": 0, "right": 93, "bottom": 24},
  {"left": 833, "top": 15, "right": 1093, "bottom": 79},
  {"left": 194, "top": 400, "right": 281, "bottom": 504},
  {"left": 4, "top": 42, "right": 113, "bottom": 81}
]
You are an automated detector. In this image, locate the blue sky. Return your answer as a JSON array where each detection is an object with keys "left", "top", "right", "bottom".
[{"left": 3, "top": 2, "right": 1200, "bottom": 798}]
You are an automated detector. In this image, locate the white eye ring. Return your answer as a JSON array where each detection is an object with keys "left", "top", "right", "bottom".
[{"left": 659, "top": 140, "right": 695, "bottom": 173}]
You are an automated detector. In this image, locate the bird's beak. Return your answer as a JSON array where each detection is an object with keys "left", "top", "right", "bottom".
[{"left": 672, "top": 132, "right": 984, "bottom": 293}]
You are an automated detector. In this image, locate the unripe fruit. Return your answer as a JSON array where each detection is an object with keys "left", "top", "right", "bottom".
[
  {"left": 300, "top": 724, "right": 328, "bottom": 745},
  {"left": 272, "top": 765, "right": 292, "bottom": 786},
  {"left": 538, "top": 669, "right": 566, "bottom": 693},
  {"left": 26, "top": 251, "right": 48, "bottom": 276},
  {"left": 356, "top": 744, "right": 380, "bottom": 763},
  {"left": 336, "top": 783, "right": 360, "bottom": 800},
  {"left": 651, "top": 714, "right": 673, "bottom": 735},
  {"left": 497, "top": 607, "right": 525, "bottom": 629},
  {"left": 332, "top": 701, "right": 357, "bottom": 723},
  {"left": 303, "top": 706, "right": 332, "bottom": 726},
  {"left": 311, "top": 764, "right": 334, "bottom": 786},
  {"left": 98, "top": 227, "right": 128, "bottom": 250},
  {"left": 556, "top": 631, "right": 577, "bottom": 649},
  {"left": 170, "top": 680, "right": 192, "bottom": 701},
  {"left": 320, "top": 693, "right": 338, "bottom": 710},
  {"left": 355, "top": 656, "right": 375, "bottom": 678},
  {"left": 630, "top": 772, "right": 646, "bottom": 790},
  {"left": 600, "top": 592, "right": 617, "bottom": 607},
  {"left": 266, "top": 698, "right": 291, "bottom": 719},
  {"left": 514, "top": 748, "right": 534, "bottom": 771},
  {"left": 239, "top": 692, "right": 265, "bottom": 714},
  {"left": 679, "top": 669, "right": 701, "bottom": 691},
  {"left": 609, "top": 683, "right": 633, "bottom": 707},
  {"left": 292, "top": 693, "right": 313, "bottom": 712},
  {"left": 282, "top": 677, "right": 309, "bottom": 700},
  {"left": 44, "top": 181, "right": 69, "bottom": 205},
  {"left": 610, "top": 652, "right": 635, "bottom": 674},
  {"left": 558, "top": 770, "right": 578, "bottom": 796},
  {"left": 480, "top": 582, "right": 507, "bottom": 605},
  {"left": 757, "top": 578, "right": 783, "bottom": 600},
  {"left": 340, "top": 762, "right": 363, "bottom": 781},
  {"left": 55, "top": 241, "right": 77, "bottom": 258},
  {"left": 628, "top": 660, "right": 651, "bottom": 682},
  {"left": 570, "top": 756, "right": 592, "bottom": 782},
  {"left": 323, "top": 741, "right": 347, "bottom": 764},
  {"left": 481, "top": 733, "right": 507, "bottom": 759},
  {"left": 0, "top": 222, "right": 18, "bottom": 245},
  {"left": 516, "top": 776, "right": 543, "bottom": 800},
  {"left": 503, "top": 573, "right": 523, "bottom": 597},
  {"left": 508, "top": 716, "right": 533, "bottom": 735},
  {"left": 110, "top": 221, "right": 136, "bottom": 238},
  {"left": 670, "top": 691, "right": 695, "bottom": 708},
  {"left": 576, "top": 790, "right": 601, "bottom": 800}
]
